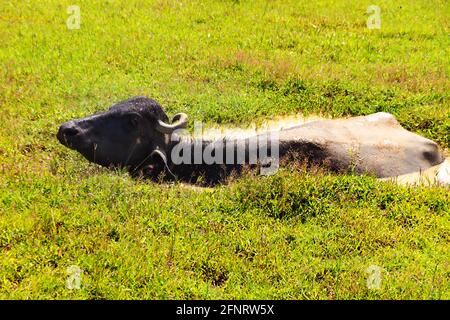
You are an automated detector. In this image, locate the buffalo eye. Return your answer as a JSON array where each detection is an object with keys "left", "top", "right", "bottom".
[{"left": 127, "top": 113, "right": 141, "bottom": 128}]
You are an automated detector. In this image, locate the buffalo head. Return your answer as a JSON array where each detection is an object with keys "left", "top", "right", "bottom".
[{"left": 57, "top": 96, "right": 187, "bottom": 176}]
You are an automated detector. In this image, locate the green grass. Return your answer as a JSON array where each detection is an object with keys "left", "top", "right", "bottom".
[{"left": 0, "top": 0, "right": 449, "bottom": 299}]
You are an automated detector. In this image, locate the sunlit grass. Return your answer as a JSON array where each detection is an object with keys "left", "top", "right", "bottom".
[{"left": 0, "top": 0, "right": 449, "bottom": 299}]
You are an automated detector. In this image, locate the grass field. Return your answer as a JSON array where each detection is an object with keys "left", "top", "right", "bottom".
[{"left": 0, "top": 0, "right": 449, "bottom": 299}]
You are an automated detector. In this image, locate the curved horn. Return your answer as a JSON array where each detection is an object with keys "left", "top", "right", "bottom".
[{"left": 156, "top": 113, "right": 188, "bottom": 134}]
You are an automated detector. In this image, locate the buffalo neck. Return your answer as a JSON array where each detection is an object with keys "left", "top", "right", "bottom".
[{"left": 166, "top": 133, "right": 280, "bottom": 184}]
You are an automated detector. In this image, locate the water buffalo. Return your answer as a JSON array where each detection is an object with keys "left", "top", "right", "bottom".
[{"left": 57, "top": 96, "right": 445, "bottom": 185}]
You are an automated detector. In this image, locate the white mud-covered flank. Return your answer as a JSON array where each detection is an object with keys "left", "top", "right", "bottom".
[{"left": 200, "top": 113, "right": 449, "bottom": 187}]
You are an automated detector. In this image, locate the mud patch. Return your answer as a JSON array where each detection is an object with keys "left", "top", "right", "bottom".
[{"left": 201, "top": 113, "right": 328, "bottom": 140}]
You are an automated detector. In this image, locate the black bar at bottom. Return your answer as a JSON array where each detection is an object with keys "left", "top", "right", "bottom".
[{"left": 0, "top": 300, "right": 444, "bottom": 318}]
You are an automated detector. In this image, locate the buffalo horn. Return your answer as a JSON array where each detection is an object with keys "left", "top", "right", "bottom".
[{"left": 156, "top": 113, "right": 188, "bottom": 134}]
